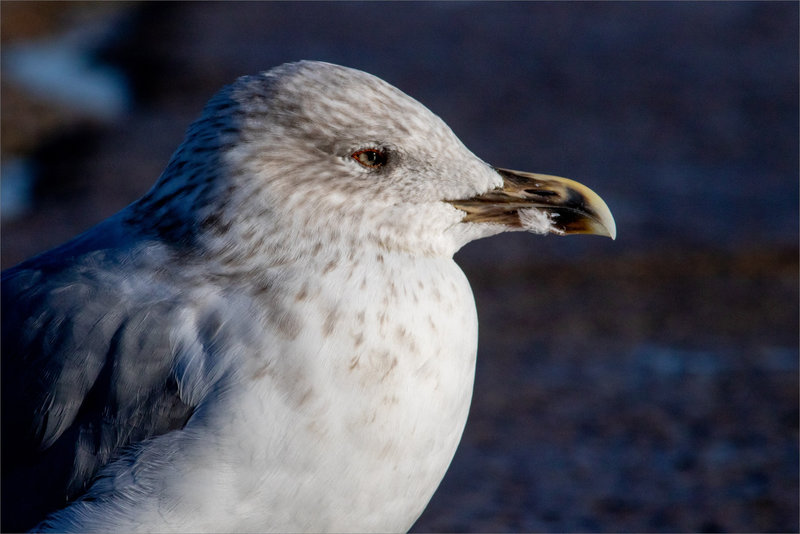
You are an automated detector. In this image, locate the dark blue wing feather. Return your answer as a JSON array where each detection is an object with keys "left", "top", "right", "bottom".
[{"left": 1, "top": 220, "right": 197, "bottom": 532}]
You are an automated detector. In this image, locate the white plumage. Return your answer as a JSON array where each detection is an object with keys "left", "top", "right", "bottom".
[{"left": 1, "top": 61, "right": 614, "bottom": 532}]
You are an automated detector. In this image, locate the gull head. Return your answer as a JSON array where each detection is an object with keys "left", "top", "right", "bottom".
[{"left": 130, "top": 61, "right": 615, "bottom": 264}]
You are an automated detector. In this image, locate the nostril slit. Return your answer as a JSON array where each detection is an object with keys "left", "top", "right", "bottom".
[{"left": 525, "top": 189, "right": 558, "bottom": 197}]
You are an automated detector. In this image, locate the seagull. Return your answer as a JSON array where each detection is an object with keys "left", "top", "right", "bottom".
[{"left": 1, "top": 61, "right": 615, "bottom": 533}]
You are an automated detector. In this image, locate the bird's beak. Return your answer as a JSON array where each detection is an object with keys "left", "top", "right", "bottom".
[{"left": 447, "top": 167, "right": 616, "bottom": 239}]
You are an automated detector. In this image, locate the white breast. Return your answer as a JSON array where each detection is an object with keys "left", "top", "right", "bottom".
[{"left": 133, "top": 253, "right": 479, "bottom": 532}]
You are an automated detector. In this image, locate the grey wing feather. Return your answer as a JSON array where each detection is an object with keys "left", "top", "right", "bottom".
[{"left": 1, "top": 226, "right": 198, "bottom": 532}]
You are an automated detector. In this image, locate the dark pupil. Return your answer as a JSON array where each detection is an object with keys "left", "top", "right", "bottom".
[{"left": 353, "top": 149, "right": 386, "bottom": 167}]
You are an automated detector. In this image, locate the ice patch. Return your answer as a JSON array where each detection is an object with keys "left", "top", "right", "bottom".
[
  {"left": 1, "top": 158, "right": 35, "bottom": 221},
  {"left": 3, "top": 21, "right": 129, "bottom": 120}
]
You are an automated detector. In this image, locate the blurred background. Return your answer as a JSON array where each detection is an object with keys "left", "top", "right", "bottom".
[{"left": 1, "top": 2, "right": 797, "bottom": 531}]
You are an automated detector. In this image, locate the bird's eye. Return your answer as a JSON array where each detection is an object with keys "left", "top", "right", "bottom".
[{"left": 352, "top": 148, "right": 387, "bottom": 168}]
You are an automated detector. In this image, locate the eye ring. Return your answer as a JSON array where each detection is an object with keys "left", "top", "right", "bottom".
[{"left": 351, "top": 148, "right": 388, "bottom": 168}]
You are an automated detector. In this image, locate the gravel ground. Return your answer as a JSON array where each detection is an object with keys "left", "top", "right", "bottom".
[{"left": 1, "top": 2, "right": 797, "bottom": 532}]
